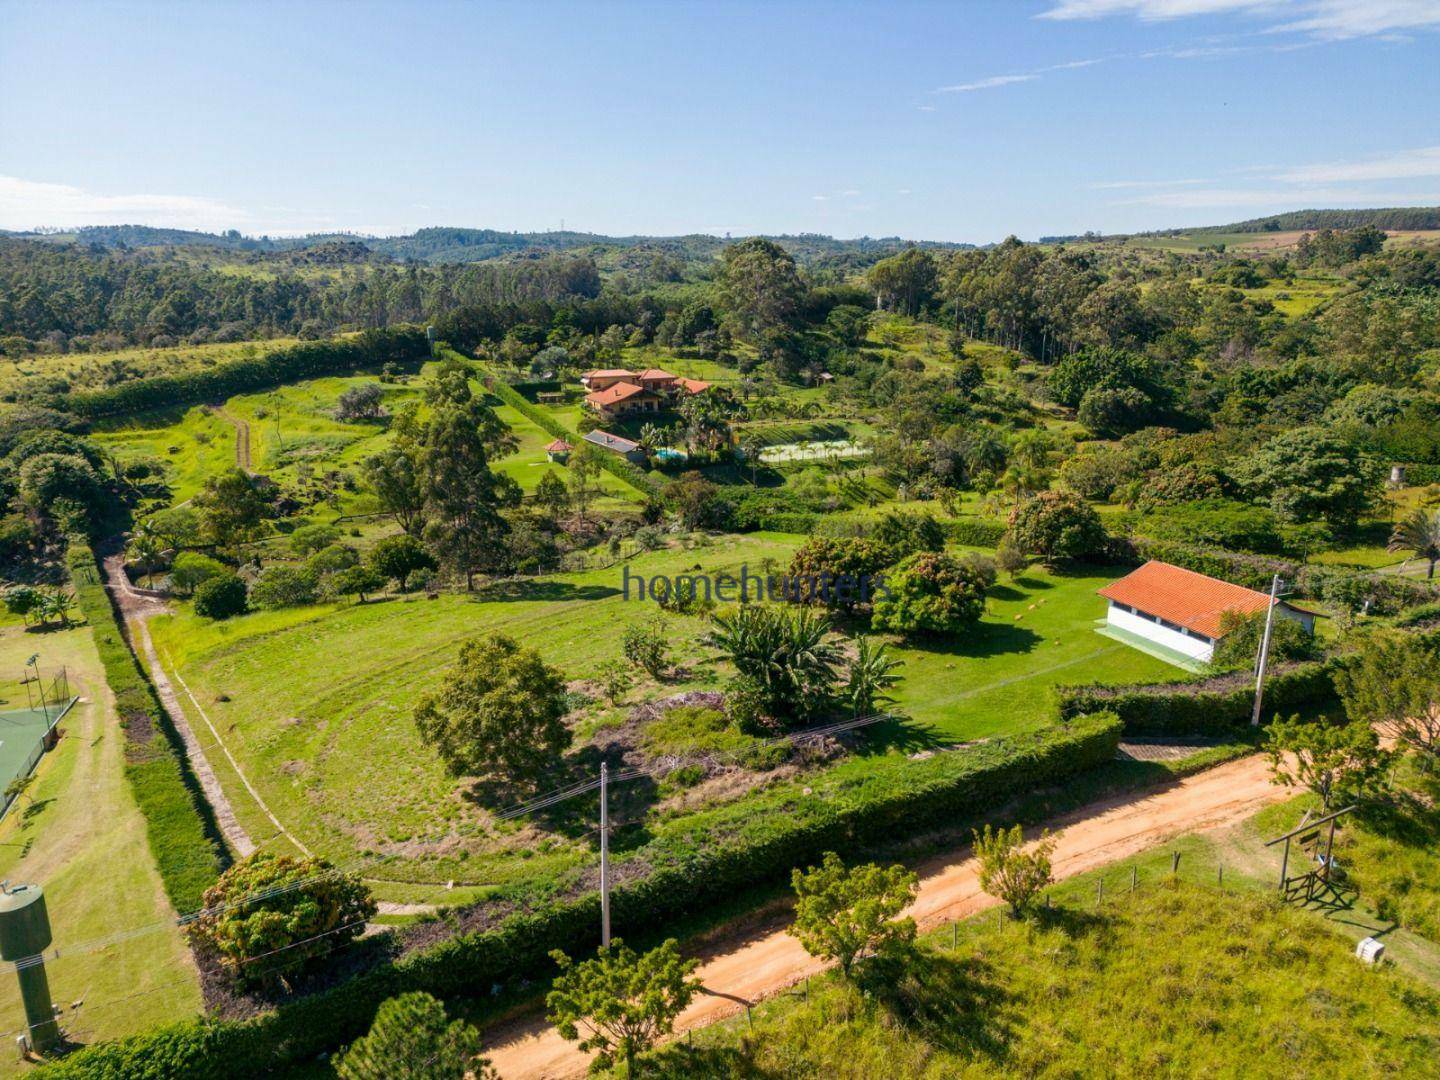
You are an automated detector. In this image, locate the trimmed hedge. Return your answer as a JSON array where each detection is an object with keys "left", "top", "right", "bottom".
[
  {"left": 457, "top": 350, "right": 661, "bottom": 499},
  {"left": 1055, "top": 662, "right": 1337, "bottom": 737},
  {"left": 38, "top": 713, "right": 1121, "bottom": 1078},
  {"left": 948, "top": 518, "right": 1007, "bottom": 548},
  {"left": 59, "top": 328, "right": 429, "bottom": 419},
  {"left": 64, "top": 541, "right": 225, "bottom": 911},
  {"left": 1401, "top": 463, "right": 1440, "bottom": 487}
]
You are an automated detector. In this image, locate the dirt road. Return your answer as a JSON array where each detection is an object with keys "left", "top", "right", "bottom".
[{"left": 486, "top": 752, "right": 1287, "bottom": 1079}]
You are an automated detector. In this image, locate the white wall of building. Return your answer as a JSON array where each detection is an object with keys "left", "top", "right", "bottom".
[{"left": 1106, "top": 602, "right": 1215, "bottom": 662}]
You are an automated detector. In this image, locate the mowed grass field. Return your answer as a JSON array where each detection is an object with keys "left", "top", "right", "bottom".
[
  {"left": 0, "top": 621, "right": 200, "bottom": 1065},
  {"left": 146, "top": 537, "right": 1172, "bottom": 892}
]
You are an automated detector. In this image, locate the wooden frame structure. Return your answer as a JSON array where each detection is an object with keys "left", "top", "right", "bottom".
[{"left": 1264, "top": 804, "right": 1356, "bottom": 903}]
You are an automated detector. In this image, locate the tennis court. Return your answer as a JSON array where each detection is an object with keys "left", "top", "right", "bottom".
[{"left": 0, "top": 674, "right": 75, "bottom": 818}]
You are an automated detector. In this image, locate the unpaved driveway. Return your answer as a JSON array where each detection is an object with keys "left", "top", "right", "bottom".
[{"left": 486, "top": 752, "right": 1286, "bottom": 1079}]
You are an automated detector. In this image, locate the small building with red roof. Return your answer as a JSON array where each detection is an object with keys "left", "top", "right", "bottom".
[
  {"left": 635, "top": 368, "right": 678, "bottom": 392},
  {"left": 1098, "top": 560, "right": 1314, "bottom": 664},
  {"left": 544, "top": 438, "right": 572, "bottom": 463}
]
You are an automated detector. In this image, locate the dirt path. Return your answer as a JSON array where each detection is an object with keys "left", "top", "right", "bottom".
[
  {"left": 486, "top": 752, "right": 1288, "bottom": 1080},
  {"left": 102, "top": 553, "right": 257, "bottom": 859},
  {"left": 211, "top": 405, "right": 252, "bottom": 473}
]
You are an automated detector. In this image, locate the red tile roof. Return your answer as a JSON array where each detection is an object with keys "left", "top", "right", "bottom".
[
  {"left": 544, "top": 438, "right": 571, "bottom": 452},
  {"left": 582, "top": 369, "right": 638, "bottom": 380},
  {"left": 584, "top": 381, "right": 654, "bottom": 408},
  {"left": 637, "top": 368, "right": 676, "bottom": 381},
  {"left": 1098, "top": 560, "right": 1275, "bottom": 639},
  {"left": 676, "top": 377, "right": 711, "bottom": 394}
]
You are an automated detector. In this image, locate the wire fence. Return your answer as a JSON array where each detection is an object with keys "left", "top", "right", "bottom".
[{"left": 0, "top": 670, "right": 77, "bottom": 823}]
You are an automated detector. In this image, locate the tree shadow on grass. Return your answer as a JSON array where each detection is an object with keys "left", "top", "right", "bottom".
[
  {"left": 467, "top": 579, "right": 621, "bottom": 604},
  {"left": 910, "top": 621, "right": 1042, "bottom": 660},
  {"left": 1011, "top": 574, "right": 1054, "bottom": 591},
  {"left": 850, "top": 715, "right": 954, "bottom": 756},
  {"left": 636, "top": 1045, "right": 779, "bottom": 1079},
  {"left": 857, "top": 948, "right": 1014, "bottom": 1061}
]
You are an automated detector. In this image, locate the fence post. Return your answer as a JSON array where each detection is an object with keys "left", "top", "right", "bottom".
[
  {"left": 1131, "top": 865, "right": 1138, "bottom": 893},
  {"left": 951, "top": 922, "right": 957, "bottom": 950},
  {"left": 1172, "top": 851, "right": 1181, "bottom": 877}
]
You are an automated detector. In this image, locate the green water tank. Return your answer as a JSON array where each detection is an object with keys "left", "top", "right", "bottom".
[{"left": 0, "top": 884, "right": 59, "bottom": 1052}]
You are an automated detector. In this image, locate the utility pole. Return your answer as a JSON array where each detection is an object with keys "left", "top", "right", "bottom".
[
  {"left": 599, "top": 761, "right": 610, "bottom": 948},
  {"left": 1251, "top": 574, "right": 1283, "bottom": 727}
]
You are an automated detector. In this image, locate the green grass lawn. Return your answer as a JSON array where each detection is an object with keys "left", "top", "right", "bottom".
[
  {"left": 0, "top": 337, "right": 300, "bottom": 400},
  {"left": 145, "top": 538, "right": 1170, "bottom": 894},
  {"left": 0, "top": 624, "right": 200, "bottom": 1067}
]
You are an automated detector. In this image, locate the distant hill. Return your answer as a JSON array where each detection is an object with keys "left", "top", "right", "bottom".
[
  {"left": 1170, "top": 206, "right": 1440, "bottom": 236},
  {"left": 0, "top": 224, "right": 970, "bottom": 267}
]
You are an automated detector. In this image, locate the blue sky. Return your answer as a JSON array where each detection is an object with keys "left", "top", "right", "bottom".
[{"left": 2, "top": 0, "right": 1438, "bottom": 242}]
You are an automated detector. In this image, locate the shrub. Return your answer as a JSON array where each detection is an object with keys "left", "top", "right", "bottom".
[
  {"left": 947, "top": 517, "right": 1007, "bottom": 547},
  {"left": 188, "top": 852, "right": 376, "bottom": 988},
  {"left": 1211, "top": 609, "right": 1318, "bottom": 669},
  {"left": 622, "top": 618, "right": 670, "bottom": 678},
  {"left": 306, "top": 543, "right": 361, "bottom": 575},
  {"left": 193, "top": 574, "right": 248, "bottom": 620},
  {"left": 973, "top": 824, "right": 1055, "bottom": 916},
  {"left": 1136, "top": 499, "right": 1284, "bottom": 555},
  {"left": 871, "top": 510, "right": 946, "bottom": 558},
  {"left": 871, "top": 551, "right": 988, "bottom": 637},
  {"left": 249, "top": 566, "right": 320, "bottom": 610},
  {"left": 704, "top": 605, "right": 842, "bottom": 721},
  {"left": 334, "top": 383, "right": 386, "bottom": 423},
  {"left": 1007, "top": 491, "right": 1107, "bottom": 564}
]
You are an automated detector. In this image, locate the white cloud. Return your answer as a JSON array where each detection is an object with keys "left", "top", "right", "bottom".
[
  {"left": 0, "top": 174, "right": 252, "bottom": 232},
  {"left": 1272, "top": 145, "right": 1440, "bottom": 183},
  {"left": 897, "top": 188, "right": 913, "bottom": 195},
  {"left": 812, "top": 194, "right": 829, "bottom": 201},
  {"left": 934, "top": 73, "right": 1038, "bottom": 93},
  {"left": 916, "top": 104, "right": 937, "bottom": 111},
  {"left": 1270, "top": 0, "right": 1440, "bottom": 39},
  {"left": 841, "top": 189, "right": 861, "bottom": 196},
  {"left": 1038, "top": 0, "right": 1440, "bottom": 39}
]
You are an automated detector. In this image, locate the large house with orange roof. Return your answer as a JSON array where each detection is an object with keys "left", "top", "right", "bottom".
[
  {"left": 1098, "top": 560, "right": 1314, "bottom": 664},
  {"left": 579, "top": 366, "right": 712, "bottom": 420}
]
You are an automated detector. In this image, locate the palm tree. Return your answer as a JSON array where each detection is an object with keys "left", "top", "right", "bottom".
[
  {"left": 1390, "top": 508, "right": 1440, "bottom": 578},
  {"left": 846, "top": 637, "right": 904, "bottom": 718},
  {"left": 704, "top": 605, "right": 841, "bottom": 721}
]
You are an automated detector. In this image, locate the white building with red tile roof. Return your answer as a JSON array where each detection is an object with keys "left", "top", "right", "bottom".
[{"left": 1098, "top": 560, "right": 1314, "bottom": 663}]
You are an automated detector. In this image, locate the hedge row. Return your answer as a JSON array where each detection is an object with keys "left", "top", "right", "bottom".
[
  {"left": 458, "top": 350, "right": 661, "bottom": 499},
  {"left": 1122, "top": 537, "right": 1440, "bottom": 615},
  {"left": 58, "top": 328, "right": 429, "bottom": 419},
  {"left": 948, "top": 518, "right": 1007, "bottom": 548},
  {"left": 1054, "top": 662, "right": 1336, "bottom": 737},
  {"left": 38, "top": 713, "right": 1122, "bottom": 1078},
  {"left": 64, "top": 541, "right": 225, "bottom": 911},
  {"left": 1401, "top": 463, "right": 1440, "bottom": 486}
]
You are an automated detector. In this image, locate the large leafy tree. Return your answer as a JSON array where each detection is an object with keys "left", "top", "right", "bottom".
[
  {"left": 1333, "top": 631, "right": 1440, "bottom": 763},
  {"left": 547, "top": 939, "right": 701, "bottom": 1076},
  {"left": 1006, "top": 490, "right": 1108, "bottom": 564},
  {"left": 1265, "top": 715, "right": 1390, "bottom": 811},
  {"left": 1230, "top": 427, "right": 1381, "bottom": 526},
  {"left": 193, "top": 467, "right": 268, "bottom": 553},
  {"left": 867, "top": 248, "right": 938, "bottom": 317},
  {"left": 336, "top": 992, "right": 495, "bottom": 1080},
  {"left": 716, "top": 238, "right": 804, "bottom": 343},
  {"left": 785, "top": 536, "right": 893, "bottom": 611},
  {"left": 871, "top": 551, "right": 989, "bottom": 637},
  {"left": 413, "top": 633, "right": 571, "bottom": 785},
  {"left": 1389, "top": 508, "right": 1440, "bottom": 578},
  {"left": 789, "top": 852, "right": 918, "bottom": 977},
  {"left": 187, "top": 852, "right": 375, "bottom": 987}
]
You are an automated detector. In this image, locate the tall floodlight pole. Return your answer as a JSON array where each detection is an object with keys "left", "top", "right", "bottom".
[
  {"left": 1251, "top": 574, "right": 1283, "bottom": 727},
  {"left": 27, "top": 655, "right": 48, "bottom": 725},
  {"left": 599, "top": 761, "right": 611, "bottom": 948}
]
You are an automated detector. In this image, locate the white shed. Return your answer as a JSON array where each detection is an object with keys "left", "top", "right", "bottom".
[{"left": 1098, "top": 560, "right": 1315, "bottom": 665}]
